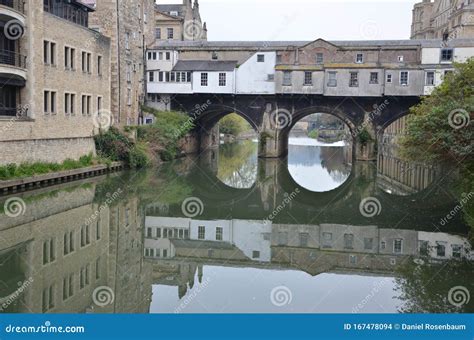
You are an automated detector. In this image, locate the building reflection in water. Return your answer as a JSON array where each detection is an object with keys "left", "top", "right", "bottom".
[
  {"left": 378, "top": 116, "right": 437, "bottom": 195},
  {"left": 0, "top": 184, "right": 152, "bottom": 314}
]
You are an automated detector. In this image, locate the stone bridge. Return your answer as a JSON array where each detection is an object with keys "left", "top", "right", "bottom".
[{"left": 170, "top": 94, "right": 420, "bottom": 160}]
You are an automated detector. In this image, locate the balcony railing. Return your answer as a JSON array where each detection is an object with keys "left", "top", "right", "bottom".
[
  {"left": 0, "top": 49, "right": 26, "bottom": 68},
  {"left": 0, "top": 0, "right": 25, "bottom": 13}
]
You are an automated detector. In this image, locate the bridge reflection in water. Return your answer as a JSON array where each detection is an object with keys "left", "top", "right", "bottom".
[{"left": 0, "top": 140, "right": 472, "bottom": 314}]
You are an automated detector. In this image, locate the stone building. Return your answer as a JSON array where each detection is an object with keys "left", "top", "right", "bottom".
[
  {"left": 86, "top": 0, "right": 156, "bottom": 126},
  {"left": 155, "top": 0, "right": 207, "bottom": 42},
  {"left": 411, "top": 0, "right": 474, "bottom": 39},
  {"left": 0, "top": 0, "right": 111, "bottom": 165}
]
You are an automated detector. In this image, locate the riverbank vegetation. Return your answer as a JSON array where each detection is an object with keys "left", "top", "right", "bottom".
[
  {"left": 0, "top": 154, "right": 95, "bottom": 180},
  {"left": 219, "top": 113, "right": 252, "bottom": 137},
  {"left": 400, "top": 58, "right": 473, "bottom": 235}
]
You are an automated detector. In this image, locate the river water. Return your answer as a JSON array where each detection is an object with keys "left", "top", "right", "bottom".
[{"left": 0, "top": 137, "right": 472, "bottom": 314}]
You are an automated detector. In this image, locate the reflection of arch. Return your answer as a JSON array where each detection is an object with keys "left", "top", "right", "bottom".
[{"left": 193, "top": 104, "right": 259, "bottom": 132}]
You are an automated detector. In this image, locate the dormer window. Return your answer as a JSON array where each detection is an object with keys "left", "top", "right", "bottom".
[
  {"left": 212, "top": 52, "right": 218, "bottom": 60},
  {"left": 170, "top": 11, "right": 178, "bottom": 16},
  {"left": 356, "top": 53, "right": 364, "bottom": 63}
]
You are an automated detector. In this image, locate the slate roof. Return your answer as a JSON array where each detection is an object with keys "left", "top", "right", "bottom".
[
  {"left": 151, "top": 39, "right": 474, "bottom": 50},
  {"left": 173, "top": 60, "right": 238, "bottom": 71}
]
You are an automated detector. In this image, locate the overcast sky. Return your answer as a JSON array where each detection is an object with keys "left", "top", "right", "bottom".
[{"left": 156, "top": 0, "right": 420, "bottom": 41}]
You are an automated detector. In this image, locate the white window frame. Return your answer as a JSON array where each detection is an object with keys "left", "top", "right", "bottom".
[
  {"left": 400, "top": 71, "right": 409, "bottom": 86},
  {"left": 356, "top": 53, "right": 364, "bottom": 63}
]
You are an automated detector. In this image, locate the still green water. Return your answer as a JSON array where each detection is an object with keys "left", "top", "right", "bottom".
[{"left": 0, "top": 138, "right": 472, "bottom": 313}]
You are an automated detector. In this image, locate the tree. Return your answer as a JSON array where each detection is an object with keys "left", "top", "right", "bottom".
[
  {"left": 219, "top": 113, "right": 251, "bottom": 136},
  {"left": 400, "top": 58, "right": 473, "bottom": 164}
]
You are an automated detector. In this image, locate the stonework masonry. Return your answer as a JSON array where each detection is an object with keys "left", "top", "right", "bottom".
[{"left": 0, "top": 0, "right": 111, "bottom": 165}]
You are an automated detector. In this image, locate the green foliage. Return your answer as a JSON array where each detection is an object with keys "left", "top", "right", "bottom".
[
  {"left": 219, "top": 113, "right": 251, "bottom": 136},
  {"left": 0, "top": 154, "right": 94, "bottom": 180},
  {"left": 357, "top": 127, "right": 373, "bottom": 145},
  {"left": 94, "top": 127, "right": 149, "bottom": 168},
  {"left": 400, "top": 58, "right": 473, "bottom": 163},
  {"left": 138, "top": 107, "right": 194, "bottom": 161},
  {"left": 308, "top": 130, "right": 319, "bottom": 139}
]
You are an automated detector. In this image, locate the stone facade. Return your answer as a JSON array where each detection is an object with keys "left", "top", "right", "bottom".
[
  {"left": 87, "top": 0, "right": 155, "bottom": 126},
  {"left": 411, "top": 0, "right": 474, "bottom": 39},
  {"left": 0, "top": 0, "right": 111, "bottom": 166},
  {"left": 155, "top": 0, "right": 207, "bottom": 42}
]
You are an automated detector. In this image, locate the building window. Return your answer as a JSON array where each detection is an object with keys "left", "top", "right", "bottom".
[
  {"left": 43, "top": 40, "right": 56, "bottom": 65},
  {"left": 394, "top": 239, "right": 403, "bottom": 254},
  {"left": 97, "top": 96, "right": 102, "bottom": 112},
  {"left": 436, "top": 242, "right": 446, "bottom": 257},
  {"left": 63, "top": 231, "right": 75, "bottom": 255},
  {"left": 344, "top": 234, "right": 354, "bottom": 249},
  {"left": 349, "top": 72, "right": 359, "bottom": 87},
  {"left": 400, "top": 71, "right": 409, "bottom": 86},
  {"left": 327, "top": 71, "right": 337, "bottom": 87},
  {"left": 257, "top": 54, "right": 265, "bottom": 62},
  {"left": 165, "top": 52, "right": 171, "bottom": 60},
  {"left": 316, "top": 53, "right": 323, "bottom": 64},
  {"left": 304, "top": 71, "right": 312, "bottom": 86},
  {"left": 201, "top": 73, "right": 208, "bottom": 86},
  {"left": 42, "top": 285, "right": 55, "bottom": 312},
  {"left": 218, "top": 72, "right": 226, "bottom": 86},
  {"left": 426, "top": 71, "right": 435, "bottom": 85},
  {"left": 299, "top": 233, "right": 309, "bottom": 247},
  {"left": 440, "top": 48, "right": 453, "bottom": 62},
  {"left": 125, "top": 32, "right": 130, "bottom": 49},
  {"left": 64, "top": 46, "right": 75, "bottom": 69},
  {"left": 80, "top": 224, "right": 90, "bottom": 247},
  {"left": 322, "top": 232, "right": 332, "bottom": 248},
  {"left": 62, "top": 274, "right": 74, "bottom": 301},
  {"left": 167, "top": 28, "right": 174, "bottom": 39},
  {"left": 282, "top": 71, "right": 292, "bottom": 86},
  {"left": 155, "top": 28, "right": 161, "bottom": 39},
  {"left": 64, "top": 93, "right": 75, "bottom": 115},
  {"left": 42, "top": 238, "right": 56, "bottom": 265},
  {"left": 278, "top": 232, "right": 288, "bottom": 246},
  {"left": 149, "top": 71, "right": 154, "bottom": 82},
  {"left": 386, "top": 73, "right": 392, "bottom": 83},
  {"left": 364, "top": 238, "right": 373, "bottom": 250},
  {"left": 212, "top": 52, "right": 218, "bottom": 60},
  {"left": 369, "top": 72, "right": 378, "bottom": 84},
  {"left": 81, "top": 95, "right": 91, "bottom": 115},
  {"left": 276, "top": 55, "right": 282, "bottom": 63},
  {"left": 81, "top": 52, "right": 91, "bottom": 73},
  {"left": 216, "top": 227, "right": 223, "bottom": 241},
  {"left": 44, "top": 91, "right": 57, "bottom": 114},
  {"left": 452, "top": 245, "right": 462, "bottom": 259},
  {"left": 356, "top": 53, "right": 364, "bottom": 63},
  {"left": 398, "top": 55, "right": 404, "bottom": 62},
  {"left": 127, "top": 89, "right": 132, "bottom": 106},
  {"left": 97, "top": 55, "right": 102, "bottom": 75},
  {"left": 252, "top": 251, "right": 260, "bottom": 259},
  {"left": 198, "top": 226, "right": 205, "bottom": 239}
]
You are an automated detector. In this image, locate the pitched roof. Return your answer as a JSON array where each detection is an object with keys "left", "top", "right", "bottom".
[{"left": 173, "top": 60, "right": 238, "bottom": 71}]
